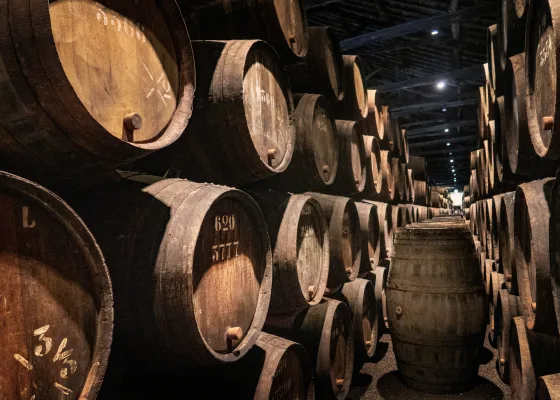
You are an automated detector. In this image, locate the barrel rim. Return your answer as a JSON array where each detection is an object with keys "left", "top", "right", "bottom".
[
  {"left": 176, "top": 183, "right": 273, "bottom": 362},
  {"left": 46, "top": 0, "right": 196, "bottom": 155}
]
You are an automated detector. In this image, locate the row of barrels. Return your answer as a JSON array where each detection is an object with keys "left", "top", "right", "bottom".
[
  {"left": 0, "top": 0, "right": 419, "bottom": 207},
  {"left": 0, "top": 170, "right": 450, "bottom": 398},
  {"left": 466, "top": 172, "right": 560, "bottom": 399},
  {"left": 473, "top": 0, "right": 560, "bottom": 202}
]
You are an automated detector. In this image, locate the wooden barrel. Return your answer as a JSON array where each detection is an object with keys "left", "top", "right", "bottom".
[
  {"left": 376, "top": 150, "right": 394, "bottom": 202},
  {"left": 244, "top": 333, "right": 314, "bottom": 399},
  {"left": 470, "top": 203, "right": 478, "bottom": 235},
  {"left": 381, "top": 106, "right": 396, "bottom": 152},
  {"left": 400, "top": 130, "right": 409, "bottom": 164},
  {"left": 265, "top": 299, "right": 354, "bottom": 400},
  {"left": 488, "top": 24, "right": 503, "bottom": 96},
  {"left": 387, "top": 223, "right": 486, "bottom": 393},
  {"left": 509, "top": 317, "right": 560, "bottom": 400},
  {"left": 417, "top": 205, "right": 429, "bottom": 222},
  {"left": 504, "top": 53, "right": 537, "bottom": 176},
  {"left": 171, "top": 40, "right": 295, "bottom": 186},
  {"left": 68, "top": 176, "right": 273, "bottom": 368},
  {"left": 514, "top": 178, "right": 558, "bottom": 336},
  {"left": 355, "top": 202, "right": 380, "bottom": 275},
  {"left": 0, "top": 171, "right": 113, "bottom": 399},
  {"left": 249, "top": 191, "right": 330, "bottom": 313},
  {"left": 391, "top": 207, "right": 405, "bottom": 239},
  {"left": 286, "top": 26, "right": 345, "bottom": 103},
  {"left": 495, "top": 289, "right": 521, "bottom": 383},
  {"left": 261, "top": 93, "right": 338, "bottom": 192},
  {"left": 484, "top": 198, "right": 494, "bottom": 258},
  {"left": 362, "top": 135, "right": 383, "bottom": 198},
  {"left": 499, "top": 192, "right": 516, "bottom": 293},
  {"left": 499, "top": 0, "right": 526, "bottom": 71},
  {"left": 391, "top": 157, "right": 404, "bottom": 203},
  {"left": 371, "top": 265, "right": 389, "bottom": 335},
  {"left": 538, "top": 374, "right": 560, "bottom": 399},
  {"left": 489, "top": 272, "right": 506, "bottom": 346},
  {"left": 491, "top": 194, "right": 504, "bottom": 262},
  {"left": 413, "top": 180, "right": 427, "bottom": 206},
  {"left": 174, "top": 332, "right": 315, "bottom": 399},
  {"left": 408, "top": 155, "right": 426, "bottom": 181},
  {"left": 517, "top": 0, "right": 528, "bottom": 18},
  {"left": 478, "top": 88, "right": 489, "bottom": 140},
  {"left": 471, "top": 150, "right": 478, "bottom": 170},
  {"left": 337, "top": 56, "right": 368, "bottom": 120},
  {"left": 364, "top": 201, "right": 392, "bottom": 260},
  {"left": 0, "top": 1, "right": 195, "bottom": 182},
  {"left": 366, "top": 90, "right": 385, "bottom": 143},
  {"left": 327, "top": 120, "right": 367, "bottom": 195},
  {"left": 182, "top": 0, "right": 308, "bottom": 61},
  {"left": 339, "top": 279, "right": 378, "bottom": 368},
  {"left": 552, "top": 172, "right": 560, "bottom": 336},
  {"left": 305, "top": 193, "right": 362, "bottom": 291},
  {"left": 525, "top": 0, "right": 560, "bottom": 159}
]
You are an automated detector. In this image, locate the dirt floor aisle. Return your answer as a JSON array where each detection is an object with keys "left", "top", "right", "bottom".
[{"left": 348, "top": 330, "right": 511, "bottom": 400}]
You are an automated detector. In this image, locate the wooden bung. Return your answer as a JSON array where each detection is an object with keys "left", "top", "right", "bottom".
[
  {"left": 165, "top": 39, "right": 296, "bottom": 186},
  {"left": 264, "top": 299, "right": 354, "bottom": 400},
  {"left": 305, "top": 193, "right": 362, "bottom": 291},
  {"left": 65, "top": 175, "right": 273, "bottom": 368},
  {"left": 0, "top": 1, "right": 195, "bottom": 184},
  {"left": 259, "top": 93, "right": 338, "bottom": 192},
  {"left": 248, "top": 191, "right": 330, "bottom": 313}
]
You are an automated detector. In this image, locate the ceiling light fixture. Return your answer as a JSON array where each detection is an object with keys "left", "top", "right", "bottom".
[
  {"left": 436, "top": 81, "right": 446, "bottom": 90},
  {"left": 431, "top": 28, "right": 439, "bottom": 35}
]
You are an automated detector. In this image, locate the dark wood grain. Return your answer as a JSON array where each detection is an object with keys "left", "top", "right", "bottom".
[
  {"left": 387, "top": 222, "right": 486, "bottom": 393},
  {"left": 182, "top": 0, "right": 308, "bottom": 61},
  {"left": 0, "top": 0, "right": 194, "bottom": 184},
  {"left": 305, "top": 193, "right": 362, "bottom": 292},
  {"left": 285, "top": 27, "right": 345, "bottom": 102},
  {"left": 264, "top": 299, "right": 354, "bottom": 400},
  {"left": 0, "top": 171, "right": 113, "bottom": 399},
  {"left": 249, "top": 191, "right": 330, "bottom": 313},
  {"left": 258, "top": 93, "right": 338, "bottom": 192}
]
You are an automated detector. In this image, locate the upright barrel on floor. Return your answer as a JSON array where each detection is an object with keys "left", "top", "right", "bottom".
[
  {"left": 387, "top": 221, "right": 486, "bottom": 393},
  {"left": 0, "top": 171, "right": 114, "bottom": 399}
]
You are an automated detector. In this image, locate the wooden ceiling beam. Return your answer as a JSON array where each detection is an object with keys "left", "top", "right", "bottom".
[
  {"left": 370, "top": 65, "right": 482, "bottom": 92},
  {"left": 407, "top": 119, "right": 477, "bottom": 135},
  {"left": 411, "top": 145, "right": 477, "bottom": 156},
  {"left": 304, "top": 0, "right": 344, "bottom": 11},
  {"left": 339, "top": 3, "right": 495, "bottom": 51},
  {"left": 391, "top": 98, "right": 477, "bottom": 116}
]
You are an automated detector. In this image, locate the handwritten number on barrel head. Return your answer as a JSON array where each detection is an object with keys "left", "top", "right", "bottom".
[
  {"left": 53, "top": 338, "right": 78, "bottom": 379},
  {"left": 33, "top": 325, "right": 52, "bottom": 357}
]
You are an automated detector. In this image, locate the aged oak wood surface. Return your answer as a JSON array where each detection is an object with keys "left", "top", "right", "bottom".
[
  {"left": 67, "top": 176, "right": 272, "bottom": 368},
  {"left": 249, "top": 191, "right": 330, "bottom": 313},
  {"left": 0, "top": 171, "right": 113, "bottom": 399},
  {"left": 0, "top": 0, "right": 195, "bottom": 183}
]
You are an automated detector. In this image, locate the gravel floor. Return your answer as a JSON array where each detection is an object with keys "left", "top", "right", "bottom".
[{"left": 348, "top": 329, "right": 511, "bottom": 400}]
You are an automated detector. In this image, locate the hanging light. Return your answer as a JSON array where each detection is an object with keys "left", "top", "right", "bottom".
[
  {"left": 445, "top": 128, "right": 449, "bottom": 132},
  {"left": 431, "top": 28, "right": 439, "bottom": 35},
  {"left": 436, "top": 81, "right": 446, "bottom": 90}
]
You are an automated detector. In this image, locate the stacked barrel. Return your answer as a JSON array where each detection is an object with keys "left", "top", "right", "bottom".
[
  {"left": 0, "top": 1, "right": 446, "bottom": 399},
  {"left": 468, "top": 2, "right": 560, "bottom": 398}
]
